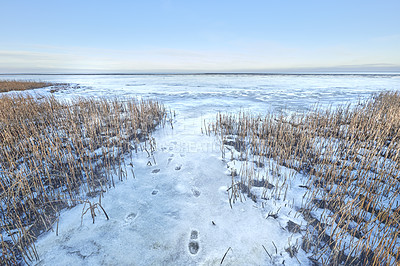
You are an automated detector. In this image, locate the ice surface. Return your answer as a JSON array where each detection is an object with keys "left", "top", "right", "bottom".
[
  {"left": 3, "top": 74, "right": 397, "bottom": 265},
  {"left": 3, "top": 74, "right": 400, "bottom": 116}
]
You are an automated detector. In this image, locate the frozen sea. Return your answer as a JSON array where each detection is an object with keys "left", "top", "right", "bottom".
[
  {"left": 2, "top": 74, "right": 399, "bottom": 265},
  {"left": 3, "top": 73, "right": 400, "bottom": 116}
]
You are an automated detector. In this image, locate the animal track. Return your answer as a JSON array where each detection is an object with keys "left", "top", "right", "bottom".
[
  {"left": 175, "top": 164, "right": 182, "bottom": 170},
  {"left": 152, "top": 169, "right": 160, "bottom": 173},
  {"left": 188, "top": 230, "right": 199, "bottom": 255},
  {"left": 152, "top": 189, "right": 159, "bottom": 195}
]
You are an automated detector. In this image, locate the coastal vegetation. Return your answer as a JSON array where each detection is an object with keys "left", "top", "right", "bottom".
[
  {"left": 208, "top": 91, "right": 400, "bottom": 265},
  {"left": 0, "top": 93, "right": 166, "bottom": 264},
  {"left": 0, "top": 80, "right": 52, "bottom": 93}
]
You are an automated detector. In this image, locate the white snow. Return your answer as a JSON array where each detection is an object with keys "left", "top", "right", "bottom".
[{"left": 32, "top": 117, "right": 306, "bottom": 265}]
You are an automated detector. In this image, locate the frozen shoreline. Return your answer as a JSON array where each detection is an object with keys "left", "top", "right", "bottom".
[
  {"left": 1, "top": 74, "right": 398, "bottom": 265},
  {"left": 32, "top": 116, "right": 309, "bottom": 265}
]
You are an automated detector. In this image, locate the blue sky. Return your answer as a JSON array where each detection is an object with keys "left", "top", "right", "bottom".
[{"left": 0, "top": 0, "right": 399, "bottom": 73}]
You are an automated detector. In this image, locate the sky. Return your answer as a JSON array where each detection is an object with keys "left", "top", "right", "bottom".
[{"left": 0, "top": 0, "right": 399, "bottom": 73}]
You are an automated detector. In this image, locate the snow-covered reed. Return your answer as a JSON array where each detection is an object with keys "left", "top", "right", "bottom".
[
  {"left": 209, "top": 91, "right": 400, "bottom": 265},
  {"left": 0, "top": 94, "right": 166, "bottom": 265}
]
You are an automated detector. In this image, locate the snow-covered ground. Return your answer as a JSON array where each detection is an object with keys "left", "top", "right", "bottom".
[
  {"left": 33, "top": 116, "right": 309, "bottom": 265},
  {"left": 2, "top": 74, "right": 398, "bottom": 265}
]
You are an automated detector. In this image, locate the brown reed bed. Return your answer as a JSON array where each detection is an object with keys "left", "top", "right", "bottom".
[
  {"left": 208, "top": 91, "right": 400, "bottom": 265},
  {"left": 0, "top": 80, "right": 53, "bottom": 93},
  {"left": 0, "top": 94, "right": 167, "bottom": 265}
]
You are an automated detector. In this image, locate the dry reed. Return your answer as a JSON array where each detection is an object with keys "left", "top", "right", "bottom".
[
  {"left": 209, "top": 91, "right": 400, "bottom": 265},
  {"left": 0, "top": 80, "right": 53, "bottom": 93},
  {"left": 0, "top": 93, "right": 167, "bottom": 265}
]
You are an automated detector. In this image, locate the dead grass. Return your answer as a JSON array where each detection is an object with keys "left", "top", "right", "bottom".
[
  {"left": 0, "top": 94, "right": 167, "bottom": 265},
  {"left": 209, "top": 91, "right": 400, "bottom": 265},
  {"left": 0, "top": 80, "right": 53, "bottom": 93}
]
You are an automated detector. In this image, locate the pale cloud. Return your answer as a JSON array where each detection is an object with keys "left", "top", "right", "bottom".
[
  {"left": 0, "top": 45, "right": 399, "bottom": 73},
  {"left": 0, "top": 49, "right": 126, "bottom": 73}
]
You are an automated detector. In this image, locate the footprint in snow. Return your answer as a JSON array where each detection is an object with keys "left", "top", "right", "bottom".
[
  {"left": 175, "top": 164, "right": 182, "bottom": 171},
  {"left": 188, "top": 230, "right": 200, "bottom": 255},
  {"left": 152, "top": 189, "right": 159, "bottom": 195},
  {"left": 125, "top": 212, "right": 138, "bottom": 223},
  {"left": 191, "top": 187, "right": 200, "bottom": 197},
  {"left": 152, "top": 169, "right": 160, "bottom": 173},
  {"left": 167, "top": 154, "right": 174, "bottom": 165}
]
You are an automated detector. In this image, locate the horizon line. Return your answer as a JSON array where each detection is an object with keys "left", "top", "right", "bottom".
[{"left": 1, "top": 71, "right": 400, "bottom": 76}]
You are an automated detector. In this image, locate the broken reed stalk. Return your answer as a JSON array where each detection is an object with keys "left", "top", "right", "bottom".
[
  {"left": 220, "top": 247, "right": 232, "bottom": 265},
  {"left": 211, "top": 91, "right": 400, "bottom": 265},
  {"left": 0, "top": 94, "right": 167, "bottom": 265}
]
